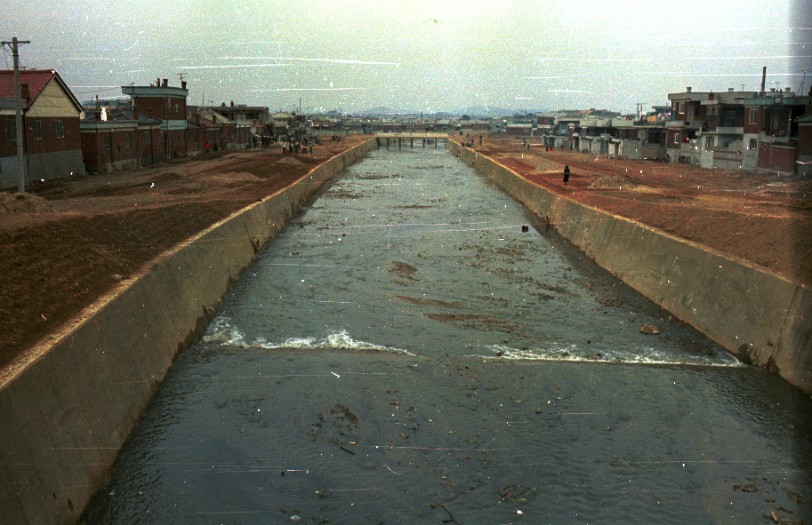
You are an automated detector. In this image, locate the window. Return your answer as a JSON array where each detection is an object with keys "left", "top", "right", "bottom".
[
  {"left": 678, "top": 102, "right": 685, "bottom": 114},
  {"left": 33, "top": 120, "right": 42, "bottom": 140},
  {"left": 673, "top": 132, "right": 680, "bottom": 144},
  {"left": 55, "top": 120, "right": 64, "bottom": 138},
  {"left": 749, "top": 108, "right": 758, "bottom": 124},
  {"left": 144, "top": 131, "right": 151, "bottom": 145},
  {"left": 104, "top": 134, "right": 111, "bottom": 148},
  {"left": 749, "top": 138, "right": 758, "bottom": 150},
  {"left": 5, "top": 120, "right": 15, "bottom": 142}
]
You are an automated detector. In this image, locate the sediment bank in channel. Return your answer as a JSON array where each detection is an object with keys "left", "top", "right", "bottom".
[
  {"left": 0, "top": 138, "right": 376, "bottom": 525},
  {"left": 449, "top": 140, "right": 811, "bottom": 396}
]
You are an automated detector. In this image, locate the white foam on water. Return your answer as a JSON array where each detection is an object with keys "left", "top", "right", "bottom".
[
  {"left": 223, "top": 328, "right": 416, "bottom": 356},
  {"left": 201, "top": 316, "right": 248, "bottom": 347},
  {"left": 477, "top": 343, "right": 743, "bottom": 368}
]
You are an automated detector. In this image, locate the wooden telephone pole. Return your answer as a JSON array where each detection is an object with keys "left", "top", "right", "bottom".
[{"left": 1, "top": 37, "right": 31, "bottom": 192}]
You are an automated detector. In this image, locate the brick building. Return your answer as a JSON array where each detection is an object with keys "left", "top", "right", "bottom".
[
  {"left": 0, "top": 69, "right": 85, "bottom": 189},
  {"left": 743, "top": 88, "right": 811, "bottom": 174},
  {"left": 122, "top": 78, "right": 189, "bottom": 161},
  {"left": 80, "top": 106, "right": 161, "bottom": 174}
]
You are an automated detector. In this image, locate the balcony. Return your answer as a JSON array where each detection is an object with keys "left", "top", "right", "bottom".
[
  {"left": 666, "top": 120, "right": 702, "bottom": 130},
  {"left": 712, "top": 126, "right": 743, "bottom": 135}
]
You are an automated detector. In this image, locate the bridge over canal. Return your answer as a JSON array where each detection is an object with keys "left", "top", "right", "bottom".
[{"left": 374, "top": 131, "right": 450, "bottom": 148}]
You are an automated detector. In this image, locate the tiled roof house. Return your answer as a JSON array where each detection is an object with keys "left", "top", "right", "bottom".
[{"left": 0, "top": 69, "right": 85, "bottom": 189}]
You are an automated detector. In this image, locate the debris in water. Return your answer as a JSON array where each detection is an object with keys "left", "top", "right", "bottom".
[{"left": 640, "top": 323, "right": 661, "bottom": 335}]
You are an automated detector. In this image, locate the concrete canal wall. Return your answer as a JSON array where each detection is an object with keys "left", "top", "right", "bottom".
[
  {"left": 0, "top": 138, "right": 377, "bottom": 525},
  {"left": 449, "top": 141, "right": 812, "bottom": 396}
]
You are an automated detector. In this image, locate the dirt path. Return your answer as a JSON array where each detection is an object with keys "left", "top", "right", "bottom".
[{"left": 0, "top": 137, "right": 367, "bottom": 368}]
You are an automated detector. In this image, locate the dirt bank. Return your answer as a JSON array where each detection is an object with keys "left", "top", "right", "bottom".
[
  {"left": 2, "top": 133, "right": 809, "bottom": 370},
  {"left": 0, "top": 136, "right": 368, "bottom": 369},
  {"left": 471, "top": 137, "right": 811, "bottom": 288}
]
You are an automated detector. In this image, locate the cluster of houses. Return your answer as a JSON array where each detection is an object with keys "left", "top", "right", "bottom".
[
  {"left": 2, "top": 68, "right": 811, "bottom": 190},
  {"left": 533, "top": 85, "right": 812, "bottom": 175},
  {"left": 0, "top": 70, "right": 309, "bottom": 189},
  {"left": 373, "top": 87, "right": 812, "bottom": 175}
]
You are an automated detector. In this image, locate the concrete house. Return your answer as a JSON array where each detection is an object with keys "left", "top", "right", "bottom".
[
  {"left": 0, "top": 69, "right": 85, "bottom": 189},
  {"left": 669, "top": 82, "right": 811, "bottom": 173},
  {"left": 697, "top": 88, "right": 759, "bottom": 169},
  {"left": 541, "top": 116, "right": 580, "bottom": 150},
  {"left": 667, "top": 87, "right": 761, "bottom": 167},
  {"left": 578, "top": 117, "right": 613, "bottom": 155},
  {"left": 666, "top": 87, "right": 710, "bottom": 164},
  {"left": 614, "top": 120, "right": 667, "bottom": 160},
  {"left": 212, "top": 102, "right": 268, "bottom": 146},
  {"left": 215, "top": 102, "right": 270, "bottom": 133}
]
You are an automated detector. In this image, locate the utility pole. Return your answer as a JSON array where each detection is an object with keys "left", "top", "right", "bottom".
[{"left": 1, "top": 37, "right": 31, "bottom": 192}]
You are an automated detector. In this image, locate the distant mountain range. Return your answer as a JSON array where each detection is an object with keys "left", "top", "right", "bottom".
[{"left": 356, "top": 105, "right": 547, "bottom": 118}]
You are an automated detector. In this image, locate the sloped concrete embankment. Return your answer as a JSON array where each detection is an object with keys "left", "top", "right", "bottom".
[
  {"left": 0, "top": 138, "right": 376, "bottom": 525},
  {"left": 449, "top": 141, "right": 811, "bottom": 396}
]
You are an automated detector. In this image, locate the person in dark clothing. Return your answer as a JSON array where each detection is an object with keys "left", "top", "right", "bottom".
[{"left": 563, "top": 165, "right": 570, "bottom": 184}]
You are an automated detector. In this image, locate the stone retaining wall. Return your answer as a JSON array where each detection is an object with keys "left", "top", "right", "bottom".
[
  {"left": 0, "top": 138, "right": 376, "bottom": 524},
  {"left": 448, "top": 141, "right": 811, "bottom": 396}
]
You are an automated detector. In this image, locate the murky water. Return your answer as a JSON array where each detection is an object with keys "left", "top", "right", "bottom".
[{"left": 84, "top": 145, "right": 811, "bottom": 524}]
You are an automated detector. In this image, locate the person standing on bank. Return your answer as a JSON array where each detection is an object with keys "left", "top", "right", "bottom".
[{"left": 563, "top": 165, "right": 570, "bottom": 184}]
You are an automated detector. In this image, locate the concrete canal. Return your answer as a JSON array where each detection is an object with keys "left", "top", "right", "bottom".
[{"left": 83, "top": 145, "right": 812, "bottom": 523}]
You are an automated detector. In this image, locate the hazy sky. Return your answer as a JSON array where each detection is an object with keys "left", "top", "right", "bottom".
[{"left": 2, "top": 0, "right": 811, "bottom": 114}]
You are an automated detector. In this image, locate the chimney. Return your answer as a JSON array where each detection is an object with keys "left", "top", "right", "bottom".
[
  {"left": 760, "top": 66, "right": 766, "bottom": 96},
  {"left": 156, "top": 77, "right": 161, "bottom": 86},
  {"left": 20, "top": 83, "right": 30, "bottom": 102},
  {"left": 181, "top": 80, "right": 187, "bottom": 90},
  {"left": 162, "top": 78, "right": 168, "bottom": 87},
  {"left": 686, "top": 87, "right": 692, "bottom": 93},
  {"left": 728, "top": 87, "right": 734, "bottom": 92},
  {"left": 230, "top": 100, "right": 234, "bottom": 107},
  {"left": 96, "top": 94, "right": 100, "bottom": 110}
]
